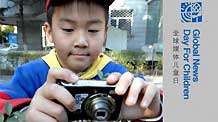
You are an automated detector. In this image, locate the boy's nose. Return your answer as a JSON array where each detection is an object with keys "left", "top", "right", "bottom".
[{"left": 74, "top": 31, "right": 88, "bottom": 48}]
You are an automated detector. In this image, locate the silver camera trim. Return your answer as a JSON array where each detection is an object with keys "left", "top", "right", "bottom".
[{"left": 60, "top": 80, "right": 116, "bottom": 87}]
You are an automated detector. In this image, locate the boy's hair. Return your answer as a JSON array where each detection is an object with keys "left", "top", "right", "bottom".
[{"left": 46, "top": 0, "right": 113, "bottom": 26}]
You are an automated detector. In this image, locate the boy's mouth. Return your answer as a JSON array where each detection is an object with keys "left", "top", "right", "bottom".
[{"left": 69, "top": 52, "right": 90, "bottom": 57}]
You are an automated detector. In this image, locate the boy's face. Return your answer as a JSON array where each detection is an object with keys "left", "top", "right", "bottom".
[{"left": 45, "top": 1, "right": 107, "bottom": 73}]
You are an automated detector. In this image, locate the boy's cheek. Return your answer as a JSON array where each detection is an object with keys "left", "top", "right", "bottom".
[{"left": 89, "top": 49, "right": 102, "bottom": 59}]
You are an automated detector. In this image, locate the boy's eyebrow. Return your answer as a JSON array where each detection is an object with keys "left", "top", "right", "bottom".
[
  {"left": 59, "top": 18, "right": 104, "bottom": 25},
  {"left": 59, "top": 18, "right": 77, "bottom": 24},
  {"left": 87, "top": 19, "right": 104, "bottom": 25}
]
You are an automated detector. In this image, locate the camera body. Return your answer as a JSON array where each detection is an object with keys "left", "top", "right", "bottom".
[{"left": 57, "top": 80, "right": 124, "bottom": 121}]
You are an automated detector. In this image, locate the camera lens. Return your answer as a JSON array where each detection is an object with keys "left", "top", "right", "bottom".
[
  {"left": 96, "top": 110, "right": 107, "bottom": 118},
  {"left": 83, "top": 93, "right": 116, "bottom": 121}
]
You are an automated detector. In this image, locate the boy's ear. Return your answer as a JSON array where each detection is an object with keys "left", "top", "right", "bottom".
[{"left": 44, "top": 22, "right": 53, "bottom": 43}]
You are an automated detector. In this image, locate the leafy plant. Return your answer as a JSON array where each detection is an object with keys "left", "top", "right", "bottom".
[
  {"left": 104, "top": 50, "right": 163, "bottom": 76},
  {"left": 0, "top": 51, "right": 46, "bottom": 75},
  {"left": 0, "top": 25, "right": 15, "bottom": 43},
  {"left": 0, "top": 113, "right": 4, "bottom": 122},
  {"left": 0, "top": 50, "right": 163, "bottom": 76},
  {"left": 0, "top": 102, "right": 25, "bottom": 122}
]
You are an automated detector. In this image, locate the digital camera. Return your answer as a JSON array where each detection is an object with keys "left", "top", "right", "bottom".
[{"left": 57, "top": 80, "right": 124, "bottom": 121}]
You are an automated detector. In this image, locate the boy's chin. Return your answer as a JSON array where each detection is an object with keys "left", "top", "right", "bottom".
[{"left": 67, "top": 63, "right": 90, "bottom": 73}]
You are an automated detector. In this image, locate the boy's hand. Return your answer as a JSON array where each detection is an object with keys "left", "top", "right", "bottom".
[
  {"left": 107, "top": 72, "right": 161, "bottom": 120},
  {"left": 25, "top": 68, "right": 79, "bottom": 122}
]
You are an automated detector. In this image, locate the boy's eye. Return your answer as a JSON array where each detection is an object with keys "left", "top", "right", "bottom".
[
  {"left": 88, "top": 30, "right": 99, "bottom": 33},
  {"left": 62, "top": 28, "right": 74, "bottom": 32}
]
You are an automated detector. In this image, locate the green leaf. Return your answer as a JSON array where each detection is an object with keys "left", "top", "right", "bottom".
[
  {"left": 0, "top": 113, "right": 4, "bottom": 122},
  {"left": 5, "top": 102, "right": 12, "bottom": 116},
  {"left": 13, "top": 111, "right": 25, "bottom": 120},
  {"left": 5, "top": 117, "right": 18, "bottom": 122}
]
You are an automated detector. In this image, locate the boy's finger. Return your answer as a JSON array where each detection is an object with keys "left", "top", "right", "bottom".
[
  {"left": 26, "top": 109, "right": 58, "bottom": 122},
  {"left": 140, "top": 83, "right": 158, "bottom": 108},
  {"left": 41, "top": 84, "right": 76, "bottom": 112},
  {"left": 125, "top": 77, "right": 144, "bottom": 106},
  {"left": 46, "top": 67, "right": 79, "bottom": 84},
  {"left": 106, "top": 72, "right": 121, "bottom": 84},
  {"left": 32, "top": 97, "right": 68, "bottom": 122},
  {"left": 115, "top": 72, "right": 134, "bottom": 95}
]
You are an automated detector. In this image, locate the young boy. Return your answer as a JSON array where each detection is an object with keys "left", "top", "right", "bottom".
[{"left": 0, "top": 0, "right": 162, "bottom": 121}]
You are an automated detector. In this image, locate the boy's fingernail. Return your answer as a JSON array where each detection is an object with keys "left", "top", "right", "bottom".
[
  {"left": 70, "top": 75, "right": 78, "bottom": 82},
  {"left": 69, "top": 107, "right": 73, "bottom": 112},
  {"left": 109, "top": 75, "right": 116, "bottom": 81},
  {"left": 127, "top": 96, "right": 136, "bottom": 105},
  {"left": 72, "top": 106, "right": 77, "bottom": 112},
  {"left": 141, "top": 100, "right": 149, "bottom": 108},
  {"left": 69, "top": 105, "right": 76, "bottom": 112},
  {"left": 116, "top": 85, "right": 125, "bottom": 93}
]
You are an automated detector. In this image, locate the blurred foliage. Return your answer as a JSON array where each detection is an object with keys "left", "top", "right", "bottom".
[
  {"left": 6, "top": 51, "right": 45, "bottom": 62},
  {"left": 0, "top": 25, "right": 15, "bottom": 39},
  {"left": 0, "top": 102, "right": 25, "bottom": 122},
  {"left": 0, "top": 25, "right": 15, "bottom": 46},
  {"left": 105, "top": 50, "right": 163, "bottom": 75},
  {"left": 0, "top": 51, "right": 46, "bottom": 75},
  {"left": 0, "top": 50, "right": 163, "bottom": 76}
]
